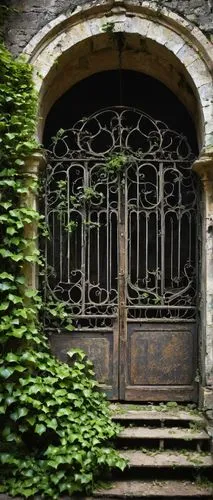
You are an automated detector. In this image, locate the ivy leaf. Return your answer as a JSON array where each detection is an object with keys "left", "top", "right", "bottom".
[
  {"left": 0, "top": 202, "right": 12, "bottom": 209},
  {"left": 0, "top": 302, "right": 9, "bottom": 311},
  {"left": 14, "top": 308, "right": 27, "bottom": 318},
  {"left": 5, "top": 396, "right": 16, "bottom": 405},
  {"left": 0, "top": 367, "right": 14, "bottom": 379},
  {"left": 10, "top": 407, "right": 28, "bottom": 421},
  {"left": 57, "top": 408, "right": 72, "bottom": 417},
  {"left": 5, "top": 132, "right": 16, "bottom": 140},
  {"left": 16, "top": 276, "right": 25, "bottom": 284},
  {"left": 75, "top": 362, "right": 85, "bottom": 370},
  {"left": 11, "top": 254, "right": 23, "bottom": 262},
  {"left": 0, "top": 454, "right": 11, "bottom": 464},
  {"left": 55, "top": 389, "right": 67, "bottom": 397},
  {"left": 14, "top": 364, "right": 27, "bottom": 372},
  {"left": 8, "top": 326, "right": 27, "bottom": 338},
  {"left": 5, "top": 353, "right": 18, "bottom": 362},
  {"left": 24, "top": 289, "right": 38, "bottom": 298},
  {"left": 0, "top": 248, "right": 12, "bottom": 258},
  {"left": 5, "top": 383, "right": 13, "bottom": 394},
  {"left": 35, "top": 423, "right": 46, "bottom": 435},
  {"left": 15, "top": 158, "right": 24, "bottom": 166},
  {"left": 26, "top": 416, "right": 36, "bottom": 426},
  {"left": 6, "top": 227, "right": 17, "bottom": 236},
  {"left": 0, "top": 282, "right": 11, "bottom": 291},
  {"left": 8, "top": 294, "right": 23, "bottom": 304},
  {"left": 0, "top": 272, "right": 14, "bottom": 281},
  {"left": 67, "top": 349, "right": 87, "bottom": 361},
  {"left": 47, "top": 418, "right": 57, "bottom": 430},
  {"left": 21, "top": 352, "right": 36, "bottom": 363},
  {"left": 50, "top": 471, "right": 65, "bottom": 485},
  {"left": 25, "top": 255, "right": 38, "bottom": 262},
  {"left": 0, "top": 179, "right": 16, "bottom": 187},
  {"left": 19, "top": 424, "right": 28, "bottom": 433},
  {"left": 65, "top": 324, "right": 75, "bottom": 331}
]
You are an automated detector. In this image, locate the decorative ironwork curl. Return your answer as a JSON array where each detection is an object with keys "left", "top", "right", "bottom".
[{"left": 47, "top": 107, "right": 195, "bottom": 162}]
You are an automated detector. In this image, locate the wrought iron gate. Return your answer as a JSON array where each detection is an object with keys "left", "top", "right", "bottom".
[{"left": 44, "top": 107, "right": 199, "bottom": 401}]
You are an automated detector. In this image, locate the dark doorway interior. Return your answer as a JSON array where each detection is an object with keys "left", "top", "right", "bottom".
[{"left": 43, "top": 70, "right": 198, "bottom": 154}]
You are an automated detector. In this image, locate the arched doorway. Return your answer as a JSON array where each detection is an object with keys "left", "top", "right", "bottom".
[
  {"left": 43, "top": 70, "right": 200, "bottom": 401},
  {"left": 21, "top": 0, "right": 213, "bottom": 409}
]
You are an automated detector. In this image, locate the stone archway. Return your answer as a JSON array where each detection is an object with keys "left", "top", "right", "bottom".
[{"left": 22, "top": 0, "right": 213, "bottom": 408}]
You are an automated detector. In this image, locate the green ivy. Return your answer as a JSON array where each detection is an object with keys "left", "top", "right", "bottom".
[
  {"left": 0, "top": 42, "right": 126, "bottom": 499},
  {"left": 104, "top": 154, "right": 128, "bottom": 175}
]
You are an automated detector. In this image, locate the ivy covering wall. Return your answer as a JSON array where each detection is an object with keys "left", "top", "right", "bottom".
[{"left": 0, "top": 41, "right": 125, "bottom": 499}]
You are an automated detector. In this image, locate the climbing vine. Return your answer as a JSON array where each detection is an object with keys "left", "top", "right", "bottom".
[
  {"left": 0, "top": 42, "right": 126, "bottom": 499},
  {"left": 104, "top": 153, "right": 128, "bottom": 175}
]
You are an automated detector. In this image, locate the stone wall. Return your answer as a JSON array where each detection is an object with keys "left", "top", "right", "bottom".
[{"left": 3, "top": 0, "right": 213, "bottom": 55}]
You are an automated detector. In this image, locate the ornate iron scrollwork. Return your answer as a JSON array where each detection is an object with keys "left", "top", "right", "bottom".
[{"left": 44, "top": 107, "right": 198, "bottom": 328}]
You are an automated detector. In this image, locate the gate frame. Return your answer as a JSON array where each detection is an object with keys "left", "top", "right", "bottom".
[{"left": 21, "top": 0, "right": 213, "bottom": 411}]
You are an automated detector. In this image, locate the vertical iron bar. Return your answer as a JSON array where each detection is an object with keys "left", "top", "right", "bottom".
[
  {"left": 97, "top": 210, "right": 100, "bottom": 284},
  {"left": 137, "top": 164, "right": 139, "bottom": 284},
  {"left": 109, "top": 210, "right": 112, "bottom": 291},
  {"left": 160, "top": 163, "right": 165, "bottom": 302},
  {"left": 59, "top": 211, "right": 63, "bottom": 282},
  {"left": 156, "top": 168, "right": 159, "bottom": 295},
  {"left": 74, "top": 211, "right": 77, "bottom": 269},
  {"left": 107, "top": 174, "right": 109, "bottom": 292},
  {"left": 189, "top": 212, "right": 192, "bottom": 265},
  {"left": 67, "top": 170, "right": 70, "bottom": 283},
  {"left": 129, "top": 211, "right": 131, "bottom": 289},
  {"left": 146, "top": 213, "right": 148, "bottom": 288},
  {"left": 178, "top": 164, "right": 182, "bottom": 281},
  {"left": 81, "top": 165, "right": 87, "bottom": 314},
  {"left": 171, "top": 217, "right": 174, "bottom": 285},
  {"left": 156, "top": 208, "right": 158, "bottom": 295},
  {"left": 52, "top": 211, "right": 55, "bottom": 277}
]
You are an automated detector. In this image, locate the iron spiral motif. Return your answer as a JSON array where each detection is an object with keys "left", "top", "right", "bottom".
[{"left": 44, "top": 107, "right": 198, "bottom": 328}]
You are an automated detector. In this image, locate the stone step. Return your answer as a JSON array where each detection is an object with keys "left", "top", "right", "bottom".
[
  {"left": 118, "top": 427, "right": 209, "bottom": 441},
  {"left": 112, "top": 409, "right": 205, "bottom": 424},
  {"left": 92, "top": 480, "right": 213, "bottom": 498},
  {"left": 120, "top": 450, "right": 213, "bottom": 468}
]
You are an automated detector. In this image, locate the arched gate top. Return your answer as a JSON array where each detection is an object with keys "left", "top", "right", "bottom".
[{"left": 48, "top": 106, "right": 195, "bottom": 162}]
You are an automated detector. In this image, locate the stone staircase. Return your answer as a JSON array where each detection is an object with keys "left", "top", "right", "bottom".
[
  {"left": 1, "top": 405, "right": 212, "bottom": 499},
  {"left": 91, "top": 404, "right": 213, "bottom": 499}
]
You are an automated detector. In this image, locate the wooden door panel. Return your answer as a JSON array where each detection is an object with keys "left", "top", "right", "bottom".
[
  {"left": 49, "top": 330, "right": 118, "bottom": 400},
  {"left": 123, "top": 322, "right": 197, "bottom": 401}
]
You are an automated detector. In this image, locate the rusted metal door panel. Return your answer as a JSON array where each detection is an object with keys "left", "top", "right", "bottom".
[
  {"left": 123, "top": 322, "right": 197, "bottom": 401},
  {"left": 44, "top": 107, "right": 199, "bottom": 402}
]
